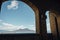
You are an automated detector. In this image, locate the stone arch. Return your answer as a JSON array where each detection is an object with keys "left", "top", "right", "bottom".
[{"left": 48, "top": 10, "right": 60, "bottom": 39}]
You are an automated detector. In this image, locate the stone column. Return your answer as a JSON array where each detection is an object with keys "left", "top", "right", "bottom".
[
  {"left": 49, "top": 12, "right": 59, "bottom": 40},
  {"left": 40, "top": 10, "right": 48, "bottom": 40},
  {"left": 56, "top": 15, "right": 60, "bottom": 40}
]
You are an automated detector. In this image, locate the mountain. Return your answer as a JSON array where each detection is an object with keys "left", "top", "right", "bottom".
[
  {"left": 14, "top": 28, "right": 36, "bottom": 33},
  {"left": 0, "top": 28, "right": 36, "bottom": 33}
]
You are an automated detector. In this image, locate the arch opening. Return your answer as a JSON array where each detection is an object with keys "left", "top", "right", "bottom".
[{"left": 0, "top": 1, "right": 37, "bottom": 34}]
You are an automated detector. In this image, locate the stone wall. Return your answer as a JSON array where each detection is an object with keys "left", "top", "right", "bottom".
[
  {"left": 49, "top": 12, "right": 57, "bottom": 40},
  {"left": 57, "top": 16, "right": 60, "bottom": 36}
]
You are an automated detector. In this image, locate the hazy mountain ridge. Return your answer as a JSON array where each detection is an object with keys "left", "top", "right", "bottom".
[{"left": 0, "top": 28, "right": 36, "bottom": 34}]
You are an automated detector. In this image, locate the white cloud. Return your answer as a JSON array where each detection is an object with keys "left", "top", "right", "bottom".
[
  {"left": 0, "top": 20, "right": 35, "bottom": 31},
  {"left": 0, "top": 22, "right": 25, "bottom": 31},
  {"left": 2, "top": 22, "right": 14, "bottom": 27},
  {"left": 29, "top": 25, "right": 34, "bottom": 27},
  {"left": 0, "top": 20, "right": 3, "bottom": 22},
  {"left": 28, "top": 25, "right": 35, "bottom": 31},
  {"left": 7, "top": 1, "right": 19, "bottom": 10},
  {"left": 0, "top": 22, "right": 35, "bottom": 31}
]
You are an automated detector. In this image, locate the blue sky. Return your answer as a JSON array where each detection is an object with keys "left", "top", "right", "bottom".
[
  {"left": 0, "top": 1, "right": 35, "bottom": 32},
  {"left": 0, "top": 0, "right": 51, "bottom": 33},
  {"left": 46, "top": 11, "right": 51, "bottom": 33}
]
